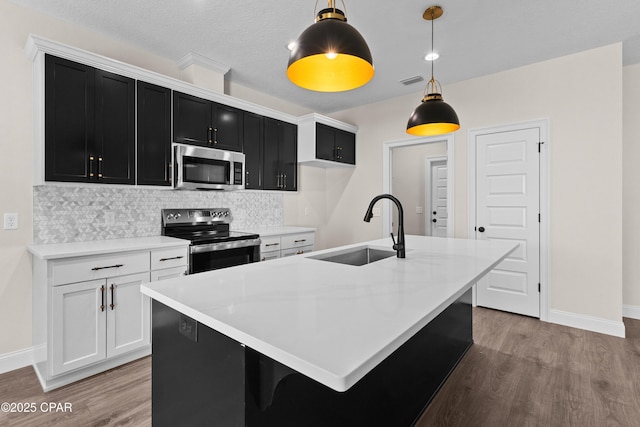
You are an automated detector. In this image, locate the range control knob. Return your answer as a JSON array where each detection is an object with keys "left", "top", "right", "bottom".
[{"left": 175, "top": 213, "right": 181, "bottom": 219}]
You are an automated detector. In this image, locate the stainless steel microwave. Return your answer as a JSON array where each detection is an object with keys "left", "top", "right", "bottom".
[{"left": 174, "top": 144, "right": 245, "bottom": 191}]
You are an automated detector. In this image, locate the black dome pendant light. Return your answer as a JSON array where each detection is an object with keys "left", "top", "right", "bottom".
[
  {"left": 287, "top": 0, "right": 374, "bottom": 92},
  {"left": 406, "top": 5, "right": 460, "bottom": 136}
]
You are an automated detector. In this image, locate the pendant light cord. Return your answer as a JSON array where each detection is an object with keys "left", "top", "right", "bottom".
[{"left": 430, "top": 9, "right": 435, "bottom": 84}]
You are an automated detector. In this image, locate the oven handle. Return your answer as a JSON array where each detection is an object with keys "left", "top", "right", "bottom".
[{"left": 190, "top": 238, "right": 261, "bottom": 254}]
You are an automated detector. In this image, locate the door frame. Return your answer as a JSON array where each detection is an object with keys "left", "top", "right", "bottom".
[
  {"left": 383, "top": 135, "right": 455, "bottom": 238},
  {"left": 425, "top": 157, "right": 448, "bottom": 236},
  {"left": 467, "top": 119, "right": 550, "bottom": 321}
]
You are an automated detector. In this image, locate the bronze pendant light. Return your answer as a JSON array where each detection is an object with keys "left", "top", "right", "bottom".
[
  {"left": 406, "top": 5, "right": 460, "bottom": 136},
  {"left": 287, "top": 0, "right": 374, "bottom": 92}
]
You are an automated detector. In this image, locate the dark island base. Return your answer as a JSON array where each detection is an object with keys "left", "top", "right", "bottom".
[{"left": 151, "top": 289, "right": 472, "bottom": 427}]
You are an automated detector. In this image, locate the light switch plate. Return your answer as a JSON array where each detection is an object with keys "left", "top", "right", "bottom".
[
  {"left": 4, "top": 213, "right": 18, "bottom": 230},
  {"left": 415, "top": 206, "right": 424, "bottom": 214}
]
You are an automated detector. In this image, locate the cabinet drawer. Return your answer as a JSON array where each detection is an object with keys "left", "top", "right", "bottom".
[
  {"left": 260, "top": 251, "right": 280, "bottom": 262},
  {"left": 260, "top": 236, "right": 281, "bottom": 253},
  {"left": 151, "top": 247, "right": 188, "bottom": 270},
  {"left": 52, "top": 252, "right": 149, "bottom": 286},
  {"left": 281, "top": 245, "right": 313, "bottom": 257},
  {"left": 151, "top": 266, "right": 188, "bottom": 281},
  {"left": 281, "top": 233, "right": 315, "bottom": 250}
]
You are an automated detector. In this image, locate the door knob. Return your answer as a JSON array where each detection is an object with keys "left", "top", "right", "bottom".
[
  {"left": 478, "top": 226, "right": 485, "bottom": 232},
  {"left": 432, "top": 219, "right": 437, "bottom": 223}
]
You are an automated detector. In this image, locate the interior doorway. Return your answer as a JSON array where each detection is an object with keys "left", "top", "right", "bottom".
[{"left": 383, "top": 135, "right": 454, "bottom": 239}]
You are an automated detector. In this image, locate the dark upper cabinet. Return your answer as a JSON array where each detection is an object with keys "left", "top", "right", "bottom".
[
  {"left": 137, "top": 81, "right": 172, "bottom": 186},
  {"left": 263, "top": 118, "right": 297, "bottom": 191},
  {"left": 173, "top": 91, "right": 243, "bottom": 152},
  {"left": 44, "top": 54, "right": 135, "bottom": 184},
  {"left": 315, "top": 123, "right": 356, "bottom": 165},
  {"left": 45, "top": 55, "right": 95, "bottom": 182},
  {"left": 243, "top": 112, "right": 263, "bottom": 190},
  {"left": 94, "top": 70, "right": 135, "bottom": 184}
]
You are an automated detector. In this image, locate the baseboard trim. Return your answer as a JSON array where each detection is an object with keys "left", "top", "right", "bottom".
[
  {"left": 623, "top": 304, "right": 640, "bottom": 320},
  {"left": 548, "top": 309, "right": 625, "bottom": 338},
  {"left": 0, "top": 347, "right": 34, "bottom": 375}
]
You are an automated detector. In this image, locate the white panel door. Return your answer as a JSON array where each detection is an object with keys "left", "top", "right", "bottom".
[
  {"left": 475, "top": 128, "right": 540, "bottom": 317},
  {"left": 429, "top": 160, "right": 448, "bottom": 237},
  {"left": 106, "top": 272, "right": 150, "bottom": 358},
  {"left": 51, "top": 279, "right": 107, "bottom": 375}
]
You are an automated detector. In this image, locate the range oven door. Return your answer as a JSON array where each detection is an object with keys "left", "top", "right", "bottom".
[{"left": 189, "top": 238, "right": 261, "bottom": 274}]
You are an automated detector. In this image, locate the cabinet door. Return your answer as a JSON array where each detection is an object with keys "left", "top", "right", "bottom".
[
  {"left": 106, "top": 272, "right": 150, "bottom": 358},
  {"left": 243, "top": 111, "right": 263, "bottom": 189},
  {"left": 280, "top": 121, "right": 298, "bottom": 191},
  {"left": 335, "top": 128, "right": 356, "bottom": 164},
  {"left": 212, "top": 103, "right": 243, "bottom": 152},
  {"left": 173, "top": 91, "right": 212, "bottom": 146},
  {"left": 315, "top": 123, "right": 336, "bottom": 162},
  {"left": 137, "top": 81, "right": 172, "bottom": 186},
  {"left": 94, "top": 69, "right": 135, "bottom": 184},
  {"left": 262, "top": 118, "right": 281, "bottom": 190},
  {"left": 44, "top": 55, "right": 95, "bottom": 183},
  {"left": 51, "top": 279, "right": 107, "bottom": 376}
]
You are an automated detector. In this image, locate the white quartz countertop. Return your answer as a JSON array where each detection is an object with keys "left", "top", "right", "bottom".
[
  {"left": 28, "top": 236, "right": 190, "bottom": 260},
  {"left": 141, "top": 235, "right": 516, "bottom": 392},
  {"left": 240, "top": 226, "right": 316, "bottom": 237}
]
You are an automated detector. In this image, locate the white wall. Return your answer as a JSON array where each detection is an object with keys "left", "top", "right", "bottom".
[
  {"left": 296, "top": 44, "right": 624, "bottom": 325},
  {"left": 623, "top": 63, "right": 640, "bottom": 313}
]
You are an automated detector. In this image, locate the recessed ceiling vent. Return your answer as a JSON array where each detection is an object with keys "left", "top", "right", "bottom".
[{"left": 400, "top": 75, "right": 424, "bottom": 86}]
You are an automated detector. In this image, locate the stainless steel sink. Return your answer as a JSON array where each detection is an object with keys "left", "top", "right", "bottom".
[{"left": 309, "top": 246, "right": 396, "bottom": 266}]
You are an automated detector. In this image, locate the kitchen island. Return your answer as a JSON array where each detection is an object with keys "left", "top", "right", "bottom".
[{"left": 141, "top": 235, "right": 516, "bottom": 426}]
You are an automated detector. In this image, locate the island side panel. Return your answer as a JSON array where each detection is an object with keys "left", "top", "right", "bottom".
[
  {"left": 151, "top": 300, "right": 246, "bottom": 427},
  {"left": 246, "top": 288, "right": 473, "bottom": 426},
  {"left": 150, "top": 289, "right": 472, "bottom": 426}
]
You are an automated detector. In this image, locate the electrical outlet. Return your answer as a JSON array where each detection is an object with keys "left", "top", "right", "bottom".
[
  {"left": 415, "top": 206, "right": 424, "bottom": 214},
  {"left": 4, "top": 213, "right": 18, "bottom": 230}
]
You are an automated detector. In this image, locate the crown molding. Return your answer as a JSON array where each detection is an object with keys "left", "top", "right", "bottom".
[{"left": 176, "top": 52, "right": 230, "bottom": 75}]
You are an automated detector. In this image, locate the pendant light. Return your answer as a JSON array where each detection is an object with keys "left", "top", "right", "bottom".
[
  {"left": 287, "top": 0, "right": 374, "bottom": 92},
  {"left": 406, "top": 5, "right": 460, "bottom": 136}
]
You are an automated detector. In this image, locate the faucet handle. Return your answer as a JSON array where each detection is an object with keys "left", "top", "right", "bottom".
[{"left": 390, "top": 233, "right": 398, "bottom": 249}]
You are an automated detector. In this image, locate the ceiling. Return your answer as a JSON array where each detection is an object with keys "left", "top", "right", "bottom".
[{"left": 11, "top": 0, "right": 640, "bottom": 114}]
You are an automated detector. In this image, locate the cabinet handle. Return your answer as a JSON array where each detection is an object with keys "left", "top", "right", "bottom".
[
  {"left": 245, "top": 171, "right": 250, "bottom": 187},
  {"left": 97, "top": 156, "right": 103, "bottom": 178},
  {"left": 296, "top": 250, "right": 304, "bottom": 255},
  {"left": 208, "top": 127, "right": 213, "bottom": 145},
  {"left": 159, "top": 256, "right": 184, "bottom": 262},
  {"left": 294, "top": 239, "right": 306, "bottom": 243},
  {"left": 91, "top": 264, "right": 123, "bottom": 271},
  {"left": 265, "top": 243, "right": 279, "bottom": 247},
  {"left": 89, "top": 155, "right": 95, "bottom": 178},
  {"left": 100, "top": 285, "right": 105, "bottom": 312},
  {"left": 337, "top": 146, "right": 343, "bottom": 160},
  {"left": 213, "top": 128, "right": 218, "bottom": 144},
  {"left": 277, "top": 174, "right": 281, "bottom": 188},
  {"left": 283, "top": 174, "right": 287, "bottom": 188},
  {"left": 168, "top": 162, "right": 173, "bottom": 185},
  {"left": 109, "top": 284, "right": 115, "bottom": 310}
]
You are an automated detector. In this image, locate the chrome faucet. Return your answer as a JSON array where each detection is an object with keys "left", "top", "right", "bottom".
[{"left": 363, "top": 194, "right": 406, "bottom": 258}]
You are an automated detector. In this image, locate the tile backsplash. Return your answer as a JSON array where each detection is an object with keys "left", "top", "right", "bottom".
[{"left": 33, "top": 185, "right": 283, "bottom": 244}]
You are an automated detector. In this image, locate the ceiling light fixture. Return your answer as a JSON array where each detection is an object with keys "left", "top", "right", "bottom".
[
  {"left": 287, "top": 0, "right": 374, "bottom": 92},
  {"left": 406, "top": 5, "right": 460, "bottom": 136}
]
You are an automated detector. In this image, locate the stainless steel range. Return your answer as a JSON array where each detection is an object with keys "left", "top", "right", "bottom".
[{"left": 161, "top": 208, "right": 261, "bottom": 274}]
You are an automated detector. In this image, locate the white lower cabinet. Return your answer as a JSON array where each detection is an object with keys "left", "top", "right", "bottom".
[
  {"left": 260, "top": 231, "right": 315, "bottom": 261},
  {"left": 29, "top": 237, "right": 189, "bottom": 391},
  {"left": 50, "top": 272, "right": 150, "bottom": 376}
]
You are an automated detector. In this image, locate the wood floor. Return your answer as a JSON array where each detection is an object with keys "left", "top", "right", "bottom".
[{"left": 1, "top": 308, "right": 638, "bottom": 427}]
